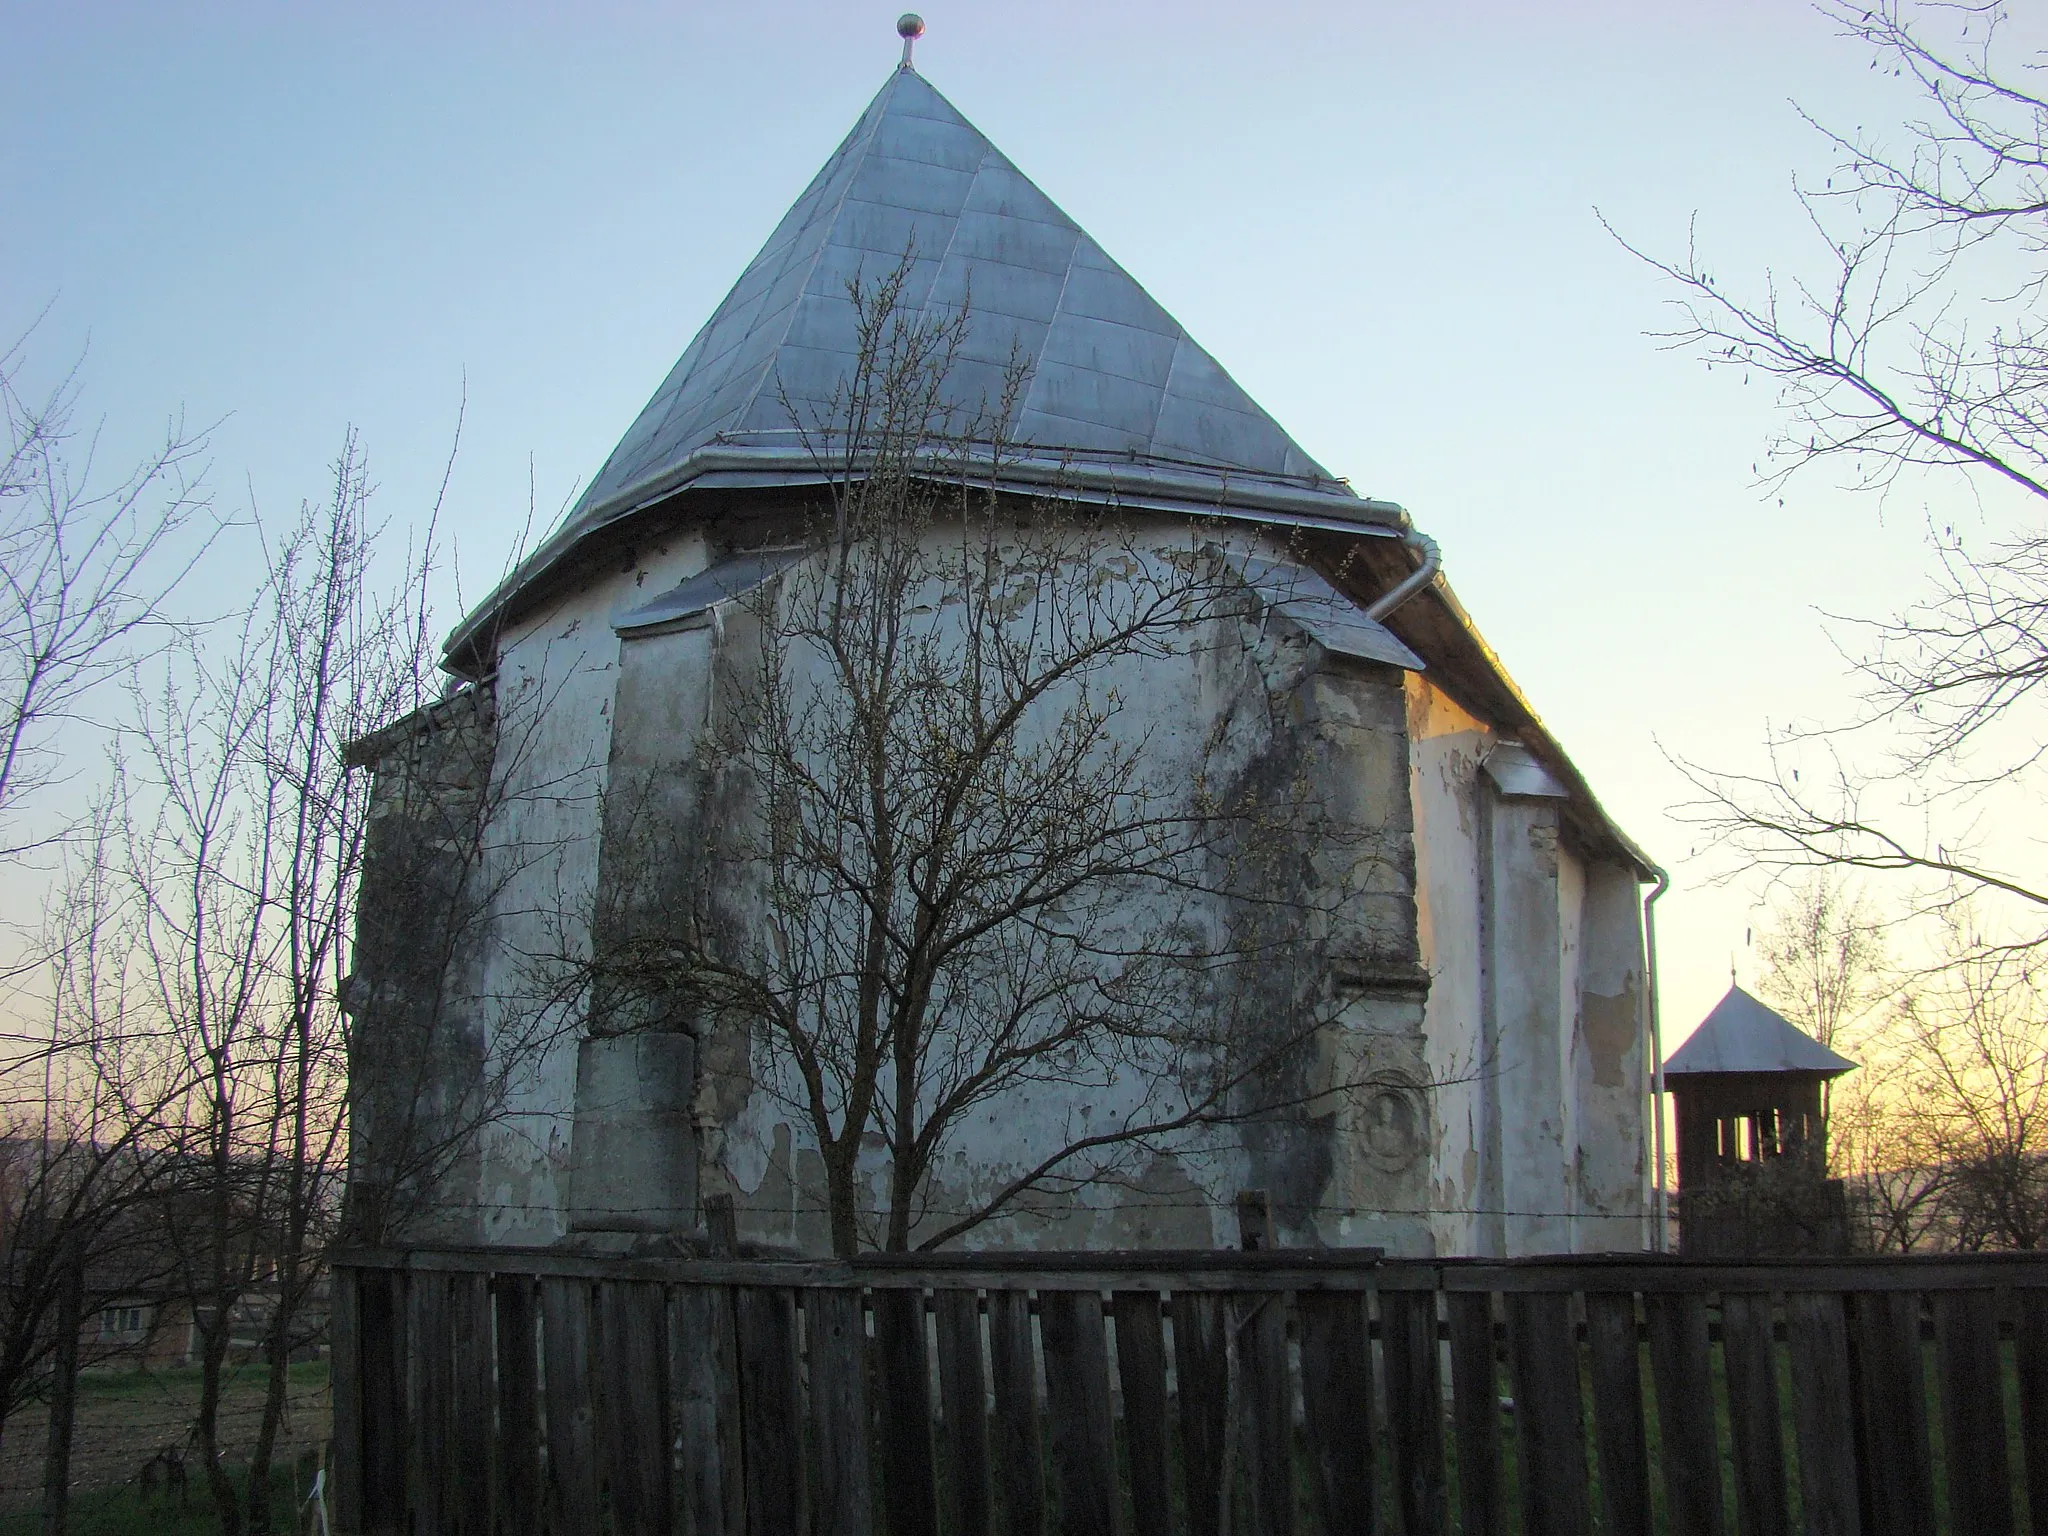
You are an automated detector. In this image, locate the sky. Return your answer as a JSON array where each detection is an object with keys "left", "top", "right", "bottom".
[{"left": 3, "top": 1, "right": 2031, "bottom": 1054}]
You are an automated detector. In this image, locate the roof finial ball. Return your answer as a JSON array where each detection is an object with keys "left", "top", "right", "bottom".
[{"left": 897, "top": 13, "right": 925, "bottom": 71}]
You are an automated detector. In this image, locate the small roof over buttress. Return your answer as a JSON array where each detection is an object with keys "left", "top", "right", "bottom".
[{"left": 1663, "top": 985, "right": 1858, "bottom": 1079}]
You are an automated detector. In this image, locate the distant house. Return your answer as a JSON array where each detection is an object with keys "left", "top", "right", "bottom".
[
  {"left": 86, "top": 1294, "right": 191, "bottom": 1371},
  {"left": 82, "top": 1278, "right": 327, "bottom": 1372},
  {"left": 347, "top": 54, "right": 1665, "bottom": 1258},
  {"left": 0, "top": 1139, "right": 328, "bottom": 1374}
]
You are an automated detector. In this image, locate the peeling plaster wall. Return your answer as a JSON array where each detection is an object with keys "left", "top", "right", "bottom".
[
  {"left": 1558, "top": 839, "right": 1587, "bottom": 1242},
  {"left": 1402, "top": 677, "right": 1649, "bottom": 1255},
  {"left": 1406, "top": 679, "right": 1493, "bottom": 1257},
  {"left": 463, "top": 530, "right": 707, "bottom": 1243},
  {"left": 1298, "top": 664, "right": 1433, "bottom": 1257},
  {"left": 345, "top": 689, "right": 498, "bottom": 1244},
  {"left": 353, "top": 511, "right": 1651, "bottom": 1257},
  {"left": 691, "top": 526, "right": 1431, "bottom": 1255},
  {"left": 1486, "top": 788, "right": 1571, "bottom": 1254},
  {"left": 1573, "top": 858, "right": 1651, "bottom": 1249}
]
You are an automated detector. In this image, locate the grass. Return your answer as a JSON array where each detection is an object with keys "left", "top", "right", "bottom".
[
  {"left": 0, "top": 1466, "right": 303, "bottom": 1536},
  {"left": 0, "top": 1361, "right": 329, "bottom": 1527}
]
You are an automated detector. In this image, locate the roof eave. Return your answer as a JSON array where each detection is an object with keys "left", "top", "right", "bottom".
[
  {"left": 1343, "top": 554, "right": 1661, "bottom": 883},
  {"left": 442, "top": 446, "right": 1408, "bottom": 672}
]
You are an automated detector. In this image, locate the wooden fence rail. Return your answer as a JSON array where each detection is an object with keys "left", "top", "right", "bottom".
[{"left": 327, "top": 1246, "right": 2048, "bottom": 1536}]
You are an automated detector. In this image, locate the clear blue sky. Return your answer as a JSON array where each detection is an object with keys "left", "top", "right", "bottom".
[{"left": 4, "top": 1, "right": 2017, "bottom": 1048}]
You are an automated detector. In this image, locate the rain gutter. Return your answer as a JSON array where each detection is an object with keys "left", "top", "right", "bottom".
[
  {"left": 1362, "top": 520, "right": 1443, "bottom": 622},
  {"left": 442, "top": 445, "right": 1411, "bottom": 669},
  {"left": 1643, "top": 863, "right": 1672, "bottom": 1253}
]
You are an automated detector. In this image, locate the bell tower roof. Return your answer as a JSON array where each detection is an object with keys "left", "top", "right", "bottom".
[{"left": 1664, "top": 985, "right": 1858, "bottom": 1079}]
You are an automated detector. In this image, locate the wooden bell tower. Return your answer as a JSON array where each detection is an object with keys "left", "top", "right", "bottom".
[{"left": 1664, "top": 985, "right": 1857, "bottom": 1256}]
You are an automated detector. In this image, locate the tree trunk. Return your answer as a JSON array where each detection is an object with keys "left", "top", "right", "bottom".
[
  {"left": 885, "top": 1143, "right": 918, "bottom": 1253},
  {"left": 38, "top": 1251, "right": 80, "bottom": 1536},
  {"left": 196, "top": 1304, "right": 242, "bottom": 1536},
  {"left": 824, "top": 1151, "right": 861, "bottom": 1258},
  {"left": 244, "top": 1287, "right": 295, "bottom": 1536}
]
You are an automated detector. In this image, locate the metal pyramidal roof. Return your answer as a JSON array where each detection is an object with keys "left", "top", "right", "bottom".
[
  {"left": 574, "top": 65, "right": 1379, "bottom": 529},
  {"left": 1662, "top": 986, "right": 1858, "bottom": 1079},
  {"left": 445, "top": 66, "right": 1400, "bottom": 663}
]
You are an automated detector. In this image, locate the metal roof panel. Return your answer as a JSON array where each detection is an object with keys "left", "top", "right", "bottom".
[{"left": 1037, "top": 312, "right": 1180, "bottom": 389}]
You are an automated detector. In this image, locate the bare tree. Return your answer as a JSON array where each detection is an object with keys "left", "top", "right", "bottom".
[
  {"left": 0, "top": 1128, "right": 158, "bottom": 1489},
  {"left": 1756, "top": 873, "right": 1887, "bottom": 1050},
  {"left": 1617, "top": 2, "right": 2048, "bottom": 944},
  {"left": 55, "top": 435, "right": 444, "bottom": 1534},
  {"left": 0, "top": 332, "right": 213, "bottom": 880},
  {"left": 1886, "top": 925, "right": 2048, "bottom": 1249},
  {"left": 0, "top": 327, "right": 215, "bottom": 1522},
  {"left": 597, "top": 267, "right": 1425, "bottom": 1256},
  {"left": 1747, "top": 876, "right": 1937, "bottom": 1247},
  {"left": 1750, "top": 877, "right": 2048, "bottom": 1250}
]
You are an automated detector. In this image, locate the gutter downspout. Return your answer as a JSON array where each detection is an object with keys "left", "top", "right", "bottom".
[
  {"left": 1363, "top": 516, "right": 1443, "bottom": 622},
  {"left": 1643, "top": 864, "right": 1672, "bottom": 1253}
]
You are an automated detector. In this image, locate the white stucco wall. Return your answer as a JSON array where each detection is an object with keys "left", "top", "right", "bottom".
[
  {"left": 464, "top": 530, "right": 708, "bottom": 1242},
  {"left": 1406, "top": 678, "right": 1494, "bottom": 1256},
  {"left": 1573, "top": 857, "right": 1652, "bottom": 1249},
  {"left": 1402, "top": 676, "right": 1650, "bottom": 1256},
  {"left": 383, "top": 515, "right": 1650, "bottom": 1256}
]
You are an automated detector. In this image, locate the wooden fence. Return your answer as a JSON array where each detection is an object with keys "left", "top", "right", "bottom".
[{"left": 328, "top": 1245, "right": 2048, "bottom": 1536}]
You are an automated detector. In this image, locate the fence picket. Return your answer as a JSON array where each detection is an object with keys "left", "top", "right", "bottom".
[
  {"left": 1783, "top": 1291, "right": 1861, "bottom": 1536},
  {"left": 1039, "top": 1288, "right": 1123, "bottom": 1536},
  {"left": 669, "top": 1286, "right": 732, "bottom": 1536},
  {"left": 1382, "top": 1288, "right": 1448, "bottom": 1536},
  {"left": 1584, "top": 1291, "right": 1650, "bottom": 1536},
  {"left": 1720, "top": 1292, "right": 1789, "bottom": 1536},
  {"left": 935, "top": 1289, "right": 993, "bottom": 1536},
  {"left": 2015, "top": 1289, "right": 2048, "bottom": 1536},
  {"left": 408, "top": 1270, "right": 452, "bottom": 1536},
  {"left": 1931, "top": 1289, "right": 2014, "bottom": 1536},
  {"left": 597, "top": 1280, "right": 672, "bottom": 1536},
  {"left": 874, "top": 1286, "right": 940, "bottom": 1536},
  {"left": 1506, "top": 1290, "right": 1589, "bottom": 1536},
  {"left": 540, "top": 1276, "right": 600, "bottom": 1536},
  {"left": 361, "top": 1268, "right": 410, "bottom": 1536},
  {"left": 1644, "top": 1292, "right": 1724, "bottom": 1536},
  {"left": 734, "top": 1286, "right": 804, "bottom": 1536},
  {"left": 1239, "top": 1289, "right": 1296, "bottom": 1536},
  {"left": 492, "top": 1274, "right": 542, "bottom": 1536},
  {"left": 329, "top": 1266, "right": 364, "bottom": 1536},
  {"left": 1298, "top": 1290, "right": 1374, "bottom": 1536},
  {"left": 707, "top": 1282, "right": 747, "bottom": 1536},
  {"left": 1172, "top": 1291, "right": 1229, "bottom": 1536},
  {"left": 1111, "top": 1292, "right": 1173, "bottom": 1536},
  {"left": 1447, "top": 1291, "right": 1504, "bottom": 1536},
  {"left": 448, "top": 1271, "right": 495, "bottom": 1536},
  {"left": 987, "top": 1289, "right": 1047, "bottom": 1536},
  {"left": 804, "top": 1287, "right": 874, "bottom": 1536},
  {"left": 1847, "top": 1290, "right": 1935, "bottom": 1536}
]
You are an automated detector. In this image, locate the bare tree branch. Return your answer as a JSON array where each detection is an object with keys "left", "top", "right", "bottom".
[{"left": 0, "top": 331, "right": 218, "bottom": 879}]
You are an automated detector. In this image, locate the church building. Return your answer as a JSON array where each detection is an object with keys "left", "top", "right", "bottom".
[{"left": 345, "top": 35, "right": 1662, "bottom": 1258}]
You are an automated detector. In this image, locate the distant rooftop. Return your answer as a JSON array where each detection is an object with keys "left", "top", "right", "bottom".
[{"left": 1663, "top": 985, "right": 1858, "bottom": 1079}]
